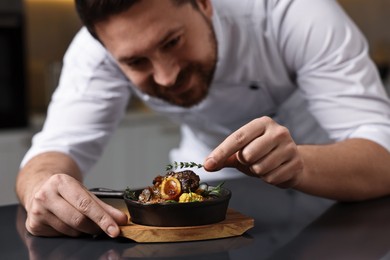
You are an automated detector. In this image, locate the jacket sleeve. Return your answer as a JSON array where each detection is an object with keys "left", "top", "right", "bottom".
[
  {"left": 21, "top": 27, "right": 132, "bottom": 174},
  {"left": 274, "top": 0, "right": 390, "bottom": 152}
]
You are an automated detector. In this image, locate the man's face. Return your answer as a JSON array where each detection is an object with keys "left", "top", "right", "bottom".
[{"left": 95, "top": 0, "right": 217, "bottom": 108}]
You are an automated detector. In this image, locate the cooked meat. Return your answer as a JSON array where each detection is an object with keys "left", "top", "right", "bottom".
[
  {"left": 139, "top": 170, "right": 201, "bottom": 203},
  {"left": 167, "top": 170, "right": 200, "bottom": 192}
]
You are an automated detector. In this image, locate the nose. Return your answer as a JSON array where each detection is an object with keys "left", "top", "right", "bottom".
[{"left": 152, "top": 57, "right": 180, "bottom": 87}]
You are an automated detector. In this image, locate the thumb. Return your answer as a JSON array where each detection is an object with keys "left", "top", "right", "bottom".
[
  {"left": 204, "top": 153, "right": 252, "bottom": 175},
  {"left": 224, "top": 154, "right": 242, "bottom": 168}
]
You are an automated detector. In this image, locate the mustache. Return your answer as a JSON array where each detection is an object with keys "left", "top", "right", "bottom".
[
  {"left": 175, "top": 68, "right": 189, "bottom": 88},
  {"left": 150, "top": 65, "right": 191, "bottom": 91}
]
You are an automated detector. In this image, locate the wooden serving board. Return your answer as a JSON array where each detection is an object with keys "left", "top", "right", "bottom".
[{"left": 120, "top": 208, "right": 254, "bottom": 243}]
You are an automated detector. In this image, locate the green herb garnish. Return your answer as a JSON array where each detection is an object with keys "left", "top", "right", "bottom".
[
  {"left": 201, "top": 181, "right": 225, "bottom": 197},
  {"left": 165, "top": 161, "right": 203, "bottom": 171},
  {"left": 124, "top": 187, "right": 137, "bottom": 200},
  {"left": 164, "top": 200, "right": 178, "bottom": 203}
]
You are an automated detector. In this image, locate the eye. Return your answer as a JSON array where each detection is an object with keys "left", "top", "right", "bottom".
[
  {"left": 163, "top": 36, "right": 181, "bottom": 50},
  {"left": 126, "top": 57, "right": 149, "bottom": 70}
]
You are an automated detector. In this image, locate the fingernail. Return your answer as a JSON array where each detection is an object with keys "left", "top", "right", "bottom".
[
  {"left": 205, "top": 157, "right": 217, "bottom": 170},
  {"left": 107, "top": 225, "right": 117, "bottom": 237}
]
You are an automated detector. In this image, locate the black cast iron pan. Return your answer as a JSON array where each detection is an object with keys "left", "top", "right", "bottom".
[{"left": 90, "top": 186, "right": 232, "bottom": 227}]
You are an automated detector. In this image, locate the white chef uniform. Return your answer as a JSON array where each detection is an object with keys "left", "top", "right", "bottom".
[{"left": 21, "top": 0, "right": 390, "bottom": 182}]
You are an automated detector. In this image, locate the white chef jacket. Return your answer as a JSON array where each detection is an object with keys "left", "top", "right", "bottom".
[{"left": 22, "top": 0, "right": 390, "bottom": 181}]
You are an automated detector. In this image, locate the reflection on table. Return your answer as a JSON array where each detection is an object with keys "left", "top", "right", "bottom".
[{"left": 4, "top": 177, "right": 390, "bottom": 259}]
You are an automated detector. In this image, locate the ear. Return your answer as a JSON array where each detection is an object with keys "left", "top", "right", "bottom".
[{"left": 196, "top": 0, "right": 213, "bottom": 18}]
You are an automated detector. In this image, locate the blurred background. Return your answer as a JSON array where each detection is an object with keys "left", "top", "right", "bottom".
[{"left": 0, "top": 0, "right": 389, "bottom": 205}]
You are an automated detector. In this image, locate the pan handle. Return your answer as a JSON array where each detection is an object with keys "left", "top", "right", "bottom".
[{"left": 89, "top": 187, "right": 125, "bottom": 198}]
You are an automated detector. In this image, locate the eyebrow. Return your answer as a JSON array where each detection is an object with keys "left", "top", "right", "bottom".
[
  {"left": 118, "top": 26, "right": 184, "bottom": 63},
  {"left": 157, "top": 26, "right": 181, "bottom": 47}
]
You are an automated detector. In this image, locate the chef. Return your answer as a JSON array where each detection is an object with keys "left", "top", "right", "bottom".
[{"left": 16, "top": 0, "right": 390, "bottom": 238}]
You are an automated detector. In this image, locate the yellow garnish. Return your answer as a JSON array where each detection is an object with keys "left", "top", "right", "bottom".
[{"left": 179, "top": 192, "right": 204, "bottom": 203}]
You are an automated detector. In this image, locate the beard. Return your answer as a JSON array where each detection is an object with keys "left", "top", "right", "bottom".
[
  {"left": 151, "top": 57, "right": 216, "bottom": 108},
  {"left": 144, "top": 18, "right": 217, "bottom": 108}
]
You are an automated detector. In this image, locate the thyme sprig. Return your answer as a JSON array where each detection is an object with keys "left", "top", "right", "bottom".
[{"left": 165, "top": 161, "right": 203, "bottom": 171}]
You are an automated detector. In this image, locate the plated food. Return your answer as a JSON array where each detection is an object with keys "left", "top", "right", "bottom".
[
  {"left": 123, "top": 168, "right": 232, "bottom": 227},
  {"left": 126, "top": 170, "right": 224, "bottom": 204}
]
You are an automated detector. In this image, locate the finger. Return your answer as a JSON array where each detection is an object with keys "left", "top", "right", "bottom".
[
  {"left": 56, "top": 181, "right": 122, "bottom": 238},
  {"left": 29, "top": 217, "right": 82, "bottom": 237},
  {"left": 221, "top": 154, "right": 255, "bottom": 176},
  {"left": 26, "top": 203, "right": 82, "bottom": 237},
  {"left": 261, "top": 157, "right": 303, "bottom": 188},
  {"left": 32, "top": 187, "right": 101, "bottom": 236},
  {"left": 26, "top": 220, "right": 63, "bottom": 237},
  {"left": 248, "top": 142, "right": 292, "bottom": 177},
  {"left": 204, "top": 117, "right": 269, "bottom": 171},
  {"left": 92, "top": 195, "right": 129, "bottom": 225},
  {"left": 236, "top": 134, "right": 278, "bottom": 166}
]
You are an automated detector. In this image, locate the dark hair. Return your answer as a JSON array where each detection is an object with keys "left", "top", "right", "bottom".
[{"left": 75, "top": 0, "right": 198, "bottom": 39}]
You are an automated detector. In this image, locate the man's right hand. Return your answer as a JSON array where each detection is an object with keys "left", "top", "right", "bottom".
[{"left": 16, "top": 152, "right": 128, "bottom": 237}]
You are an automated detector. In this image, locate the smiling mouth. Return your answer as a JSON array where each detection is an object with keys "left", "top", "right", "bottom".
[
  {"left": 174, "top": 79, "right": 192, "bottom": 95},
  {"left": 166, "top": 71, "right": 193, "bottom": 95},
  {"left": 149, "top": 62, "right": 211, "bottom": 107}
]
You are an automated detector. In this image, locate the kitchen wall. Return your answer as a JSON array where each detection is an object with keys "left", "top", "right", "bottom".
[
  {"left": 25, "top": 0, "right": 81, "bottom": 113},
  {"left": 338, "top": 0, "right": 390, "bottom": 67}
]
